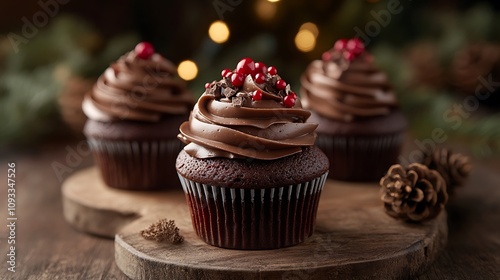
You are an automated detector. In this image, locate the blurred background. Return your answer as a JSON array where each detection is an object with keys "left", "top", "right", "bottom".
[{"left": 1, "top": 0, "right": 500, "bottom": 158}]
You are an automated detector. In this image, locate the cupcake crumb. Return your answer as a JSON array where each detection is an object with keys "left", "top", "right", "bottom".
[{"left": 140, "top": 219, "right": 184, "bottom": 244}]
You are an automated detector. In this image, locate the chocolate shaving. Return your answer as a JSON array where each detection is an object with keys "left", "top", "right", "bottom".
[
  {"left": 140, "top": 219, "right": 184, "bottom": 244},
  {"left": 232, "top": 96, "right": 244, "bottom": 107},
  {"left": 270, "top": 75, "right": 278, "bottom": 86},
  {"left": 205, "top": 68, "right": 290, "bottom": 106},
  {"left": 222, "top": 77, "right": 231, "bottom": 86},
  {"left": 263, "top": 84, "right": 275, "bottom": 93},
  {"left": 223, "top": 87, "right": 237, "bottom": 98},
  {"left": 232, "top": 92, "right": 249, "bottom": 107},
  {"left": 265, "top": 73, "right": 273, "bottom": 82},
  {"left": 207, "top": 82, "right": 222, "bottom": 99}
]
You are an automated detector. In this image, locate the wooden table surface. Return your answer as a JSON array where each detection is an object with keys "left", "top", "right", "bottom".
[{"left": 1, "top": 140, "right": 499, "bottom": 280}]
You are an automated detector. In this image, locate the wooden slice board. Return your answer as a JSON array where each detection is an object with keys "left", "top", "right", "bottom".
[{"left": 62, "top": 167, "right": 448, "bottom": 280}]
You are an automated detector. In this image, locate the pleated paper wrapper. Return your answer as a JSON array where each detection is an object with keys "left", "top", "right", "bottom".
[
  {"left": 316, "top": 133, "right": 404, "bottom": 182},
  {"left": 88, "top": 138, "right": 183, "bottom": 190},
  {"left": 178, "top": 172, "right": 328, "bottom": 249}
]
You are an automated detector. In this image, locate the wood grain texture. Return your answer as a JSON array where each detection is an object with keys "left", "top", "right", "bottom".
[
  {"left": 0, "top": 142, "right": 128, "bottom": 280},
  {"left": 1, "top": 141, "right": 500, "bottom": 279},
  {"left": 62, "top": 167, "right": 447, "bottom": 280}
]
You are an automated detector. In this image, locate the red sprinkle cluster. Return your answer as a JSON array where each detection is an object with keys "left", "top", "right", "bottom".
[
  {"left": 135, "top": 42, "right": 155, "bottom": 59},
  {"left": 213, "top": 58, "right": 297, "bottom": 108},
  {"left": 323, "top": 38, "right": 365, "bottom": 62}
]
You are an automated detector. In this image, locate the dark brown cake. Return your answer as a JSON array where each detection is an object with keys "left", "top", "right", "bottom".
[
  {"left": 177, "top": 146, "right": 328, "bottom": 249},
  {"left": 176, "top": 58, "right": 329, "bottom": 249},
  {"left": 176, "top": 146, "right": 328, "bottom": 189},
  {"left": 308, "top": 110, "right": 406, "bottom": 181},
  {"left": 85, "top": 114, "right": 188, "bottom": 190}
]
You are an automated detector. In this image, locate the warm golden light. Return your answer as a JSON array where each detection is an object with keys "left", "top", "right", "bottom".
[
  {"left": 177, "top": 60, "right": 198, "bottom": 81},
  {"left": 295, "top": 22, "right": 318, "bottom": 52},
  {"left": 256, "top": 0, "right": 277, "bottom": 20},
  {"left": 267, "top": 0, "right": 280, "bottom": 2},
  {"left": 295, "top": 30, "right": 316, "bottom": 52},
  {"left": 300, "top": 22, "right": 319, "bottom": 38},
  {"left": 208, "top": 21, "right": 230, "bottom": 44}
]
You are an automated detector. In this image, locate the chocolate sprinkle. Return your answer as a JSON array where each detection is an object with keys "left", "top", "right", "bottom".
[
  {"left": 204, "top": 64, "right": 292, "bottom": 108},
  {"left": 207, "top": 82, "right": 222, "bottom": 99},
  {"left": 232, "top": 92, "right": 249, "bottom": 107},
  {"left": 223, "top": 87, "right": 237, "bottom": 98},
  {"left": 223, "top": 77, "right": 232, "bottom": 87},
  {"left": 232, "top": 96, "right": 245, "bottom": 107}
]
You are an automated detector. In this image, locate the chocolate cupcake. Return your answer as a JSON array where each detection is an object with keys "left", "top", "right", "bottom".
[
  {"left": 83, "top": 42, "right": 195, "bottom": 190},
  {"left": 300, "top": 38, "right": 407, "bottom": 182},
  {"left": 176, "top": 58, "right": 329, "bottom": 249}
]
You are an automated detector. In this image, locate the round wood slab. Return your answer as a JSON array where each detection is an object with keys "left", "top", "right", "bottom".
[{"left": 62, "top": 167, "right": 448, "bottom": 280}]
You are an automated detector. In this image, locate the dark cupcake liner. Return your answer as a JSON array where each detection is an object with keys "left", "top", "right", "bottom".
[
  {"left": 178, "top": 172, "right": 328, "bottom": 250},
  {"left": 316, "top": 133, "right": 404, "bottom": 182},
  {"left": 88, "top": 138, "right": 183, "bottom": 190}
]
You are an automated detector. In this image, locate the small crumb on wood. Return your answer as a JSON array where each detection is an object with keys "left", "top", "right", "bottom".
[{"left": 140, "top": 219, "right": 184, "bottom": 244}]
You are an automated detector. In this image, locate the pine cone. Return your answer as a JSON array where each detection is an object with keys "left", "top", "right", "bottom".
[
  {"left": 422, "top": 148, "right": 471, "bottom": 194},
  {"left": 380, "top": 163, "right": 448, "bottom": 222}
]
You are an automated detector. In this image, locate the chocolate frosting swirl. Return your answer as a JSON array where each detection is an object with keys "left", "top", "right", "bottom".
[
  {"left": 83, "top": 51, "right": 194, "bottom": 122},
  {"left": 178, "top": 76, "right": 317, "bottom": 160},
  {"left": 300, "top": 51, "right": 398, "bottom": 122}
]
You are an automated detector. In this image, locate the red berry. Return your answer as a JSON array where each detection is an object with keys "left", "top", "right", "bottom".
[
  {"left": 334, "top": 39, "right": 348, "bottom": 51},
  {"left": 267, "top": 66, "right": 277, "bottom": 75},
  {"left": 346, "top": 38, "right": 365, "bottom": 55},
  {"left": 322, "top": 52, "right": 332, "bottom": 61},
  {"left": 135, "top": 42, "right": 155, "bottom": 59},
  {"left": 221, "top": 68, "right": 232, "bottom": 78},
  {"left": 236, "top": 58, "right": 255, "bottom": 75},
  {"left": 275, "top": 79, "right": 287, "bottom": 90},
  {"left": 254, "top": 62, "right": 267, "bottom": 74},
  {"left": 283, "top": 95, "right": 296, "bottom": 108},
  {"left": 230, "top": 73, "right": 244, "bottom": 87},
  {"left": 343, "top": 51, "right": 355, "bottom": 61},
  {"left": 254, "top": 73, "right": 266, "bottom": 84},
  {"left": 252, "top": 90, "right": 263, "bottom": 101},
  {"left": 205, "top": 82, "right": 211, "bottom": 89},
  {"left": 288, "top": 91, "right": 297, "bottom": 100}
]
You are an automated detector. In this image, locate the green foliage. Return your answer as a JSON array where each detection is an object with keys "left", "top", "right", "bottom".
[
  {"left": 373, "top": 43, "right": 500, "bottom": 158},
  {"left": 0, "top": 15, "right": 138, "bottom": 150},
  {"left": 0, "top": 68, "right": 60, "bottom": 147}
]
